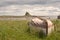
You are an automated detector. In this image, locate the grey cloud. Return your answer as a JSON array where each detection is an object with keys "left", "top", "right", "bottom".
[
  {"left": 0, "top": 0, "right": 60, "bottom": 16},
  {"left": 0, "top": 5, "right": 60, "bottom": 16},
  {"left": 0, "top": 0, "right": 60, "bottom": 6}
]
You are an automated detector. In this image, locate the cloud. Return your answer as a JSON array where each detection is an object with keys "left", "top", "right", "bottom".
[
  {"left": 0, "top": 0, "right": 60, "bottom": 16},
  {"left": 0, "top": 0, "right": 60, "bottom": 6},
  {"left": 0, "top": 5, "right": 60, "bottom": 16}
]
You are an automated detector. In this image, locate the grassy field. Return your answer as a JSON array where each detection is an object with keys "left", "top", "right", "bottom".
[{"left": 0, "top": 20, "right": 60, "bottom": 40}]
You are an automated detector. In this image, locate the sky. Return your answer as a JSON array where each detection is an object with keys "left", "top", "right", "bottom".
[{"left": 0, "top": 0, "right": 60, "bottom": 16}]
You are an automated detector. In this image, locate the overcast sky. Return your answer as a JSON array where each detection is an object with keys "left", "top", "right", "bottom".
[
  {"left": 0, "top": 0, "right": 60, "bottom": 5},
  {"left": 0, "top": 0, "right": 60, "bottom": 16}
]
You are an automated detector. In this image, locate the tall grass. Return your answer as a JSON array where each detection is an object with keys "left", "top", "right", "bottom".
[{"left": 0, "top": 20, "right": 59, "bottom": 40}]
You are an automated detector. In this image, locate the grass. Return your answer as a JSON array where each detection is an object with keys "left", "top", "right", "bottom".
[{"left": 0, "top": 20, "right": 60, "bottom": 40}]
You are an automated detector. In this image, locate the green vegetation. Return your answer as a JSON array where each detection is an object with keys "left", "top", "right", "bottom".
[{"left": 0, "top": 20, "right": 60, "bottom": 40}]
